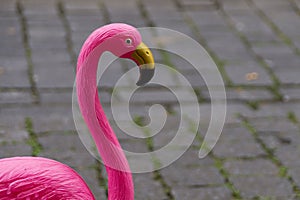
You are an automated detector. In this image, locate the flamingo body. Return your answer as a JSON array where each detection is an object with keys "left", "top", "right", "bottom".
[{"left": 0, "top": 157, "right": 94, "bottom": 200}]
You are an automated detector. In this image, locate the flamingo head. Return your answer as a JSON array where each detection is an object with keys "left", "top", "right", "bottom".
[{"left": 103, "top": 23, "right": 155, "bottom": 86}]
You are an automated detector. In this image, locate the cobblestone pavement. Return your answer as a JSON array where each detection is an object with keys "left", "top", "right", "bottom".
[{"left": 1, "top": 0, "right": 300, "bottom": 199}]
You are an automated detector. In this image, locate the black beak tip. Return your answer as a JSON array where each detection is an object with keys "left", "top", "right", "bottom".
[{"left": 136, "top": 68, "right": 155, "bottom": 86}]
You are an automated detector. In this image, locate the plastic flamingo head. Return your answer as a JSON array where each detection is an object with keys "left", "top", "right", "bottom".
[{"left": 79, "top": 23, "right": 155, "bottom": 86}]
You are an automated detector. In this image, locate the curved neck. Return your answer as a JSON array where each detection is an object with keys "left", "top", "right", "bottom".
[{"left": 76, "top": 28, "right": 134, "bottom": 200}]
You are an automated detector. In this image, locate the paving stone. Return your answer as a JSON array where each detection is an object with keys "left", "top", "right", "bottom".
[
  {"left": 0, "top": 91, "right": 32, "bottom": 104},
  {"left": 177, "top": 102, "right": 251, "bottom": 125},
  {"left": 134, "top": 173, "right": 167, "bottom": 200},
  {"left": 287, "top": 167, "right": 300, "bottom": 188},
  {"left": 280, "top": 87, "right": 300, "bottom": 101},
  {"left": 119, "top": 138, "right": 149, "bottom": 154},
  {"left": 243, "top": 102, "right": 300, "bottom": 119},
  {"left": 1, "top": 105, "right": 75, "bottom": 133},
  {"left": 0, "top": 107, "right": 29, "bottom": 142},
  {"left": 262, "top": 10, "right": 300, "bottom": 38},
  {"left": 188, "top": 10, "right": 228, "bottom": 28},
  {"left": 161, "top": 164, "right": 224, "bottom": 187},
  {"left": 34, "top": 62, "right": 75, "bottom": 88},
  {"left": 172, "top": 186, "right": 232, "bottom": 200},
  {"left": 274, "top": 66, "right": 300, "bottom": 84},
  {"left": 224, "top": 158, "right": 278, "bottom": 175},
  {"left": 225, "top": 61, "right": 273, "bottom": 86},
  {"left": 205, "top": 35, "right": 253, "bottom": 61},
  {"left": 69, "top": 17, "right": 104, "bottom": 33},
  {"left": 0, "top": 140, "right": 31, "bottom": 158},
  {"left": 266, "top": 54, "right": 300, "bottom": 69},
  {"left": 202, "top": 87, "right": 274, "bottom": 101},
  {"left": 249, "top": 117, "right": 298, "bottom": 133},
  {"left": 0, "top": 0, "right": 16, "bottom": 12},
  {"left": 28, "top": 26, "right": 65, "bottom": 41},
  {"left": 174, "top": 147, "right": 215, "bottom": 167},
  {"left": 213, "top": 125, "right": 265, "bottom": 158},
  {"left": 39, "top": 132, "right": 95, "bottom": 169},
  {"left": 63, "top": 0, "right": 99, "bottom": 11},
  {"left": 252, "top": 43, "right": 295, "bottom": 59},
  {"left": 229, "top": 174, "right": 294, "bottom": 199},
  {"left": 221, "top": 0, "right": 250, "bottom": 11}
]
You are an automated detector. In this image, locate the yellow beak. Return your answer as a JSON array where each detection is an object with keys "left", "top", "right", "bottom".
[{"left": 130, "top": 42, "right": 155, "bottom": 86}]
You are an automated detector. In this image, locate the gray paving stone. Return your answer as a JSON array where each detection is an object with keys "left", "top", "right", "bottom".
[
  {"left": 224, "top": 158, "right": 278, "bottom": 175},
  {"left": 39, "top": 132, "right": 95, "bottom": 169},
  {"left": 133, "top": 173, "right": 167, "bottom": 200},
  {"left": 280, "top": 87, "right": 300, "bottom": 101},
  {"left": 34, "top": 62, "right": 75, "bottom": 88},
  {"left": 265, "top": 54, "right": 300, "bottom": 69},
  {"left": 224, "top": 61, "right": 273, "bottom": 86},
  {"left": 0, "top": 0, "right": 16, "bottom": 12},
  {"left": 1, "top": 105, "right": 75, "bottom": 133},
  {"left": 68, "top": 17, "right": 104, "bottom": 33},
  {"left": 174, "top": 147, "right": 215, "bottom": 167},
  {"left": 63, "top": 0, "right": 99, "bottom": 11},
  {"left": 202, "top": 87, "right": 274, "bottom": 101},
  {"left": 161, "top": 164, "right": 224, "bottom": 187},
  {"left": 187, "top": 10, "right": 228, "bottom": 28},
  {"left": 252, "top": 43, "right": 295, "bottom": 60},
  {"left": 172, "top": 186, "right": 232, "bottom": 200},
  {"left": 21, "top": 0, "right": 57, "bottom": 14},
  {"left": 249, "top": 117, "right": 298, "bottom": 133},
  {"left": 243, "top": 102, "right": 300, "bottom": 119},
  {"left": 229, "top": 174, "right": 294, "bottom": 199},
  {"left": 274, "top": 66, "right": 300, "bottom": 85},
  {"left": 221, "top": 0, "right": 250, "bottom": 11},
  {"left": 262, "top": 10, "right": 300, "bottom": 38},
  {"left": 0, "top": 107, "right": 29, "bottom": 142},
  {"left": 119, "top": 138, "right": 149, "bottom": 153},
  {"left": 213, "top": 125, "right": 265, "bottom": 158},
  {"left": 0, "top": 141, "right": 31, "bottom": 158},
  {"left": 229, "top": 11, "right": 274, "bottom": 36},
  {"left": 0, "top": 91, "right": 32, "bottom": 104},
  {"left": 184, "top": 102, "right": 251, "bottom": 125},
  {"left": 205, "top": 35, "right": 253, "bottom": 61}
]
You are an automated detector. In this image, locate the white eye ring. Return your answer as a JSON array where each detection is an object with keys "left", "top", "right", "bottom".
[{"left": 125, "top": 38, "right": 132, "bottom": 45}]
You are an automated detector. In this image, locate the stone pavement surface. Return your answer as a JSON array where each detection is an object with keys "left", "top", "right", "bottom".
[{"left": 1, "top": 0, "right": 300, "bottom": 199}]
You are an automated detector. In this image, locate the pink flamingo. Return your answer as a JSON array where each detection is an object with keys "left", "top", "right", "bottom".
[{"left": 0, "top": 23, "right": 155, "bottom": 200}]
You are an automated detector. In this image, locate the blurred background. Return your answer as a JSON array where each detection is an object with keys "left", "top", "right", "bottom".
[{"left": 1, "top": 0, "right": 300, "bottom": 199}]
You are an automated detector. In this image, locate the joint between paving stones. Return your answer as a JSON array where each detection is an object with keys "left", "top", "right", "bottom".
[
  {"left": 132, "top": 116, "right": 175, "bottom": 200},
  {"left": 246, "top": 0, "right": 300, "bottom": 56},
  {"left": 24, "top": 117, "right": 42, "bottom": 157},
  {"left": 194, "top": 131, "right": 243, "bottom": 199},
  {"left": 288, "top": 0, "right": 300, "bottom": 16},
  {"left": 16, "top": 0, "right": 40, "bottom": 104},
  {"left": 57, "top": 1, "right": 77, "bottom": 71},
  {"left": 215, "top": 0, "right": 284, "bottom": 102},
  {"left": 95, "top": 159, "right": 109, "bottom": 198},
  {"left": 171, "top": 0, "right": 233, "bottom": 87},
  {"left": 97, "top": 0, "right": 111, "bottom": 24},
  {"left": 240, "top": 116, "right": 300, "bottom": 198}
]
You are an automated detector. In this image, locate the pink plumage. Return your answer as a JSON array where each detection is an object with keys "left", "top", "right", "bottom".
[
  {"left": 0, "top": 157, "right": 94, "bottom": 200},
  {"left": 0, "top": 23, "right": 155, "bottom": 200}
]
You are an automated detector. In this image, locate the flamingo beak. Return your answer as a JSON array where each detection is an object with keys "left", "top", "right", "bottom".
[{"left": 130, "top": 42, "right": 155, "bottom": 86}]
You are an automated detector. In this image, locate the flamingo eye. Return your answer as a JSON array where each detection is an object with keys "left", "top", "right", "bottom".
[{"left": 125, "top": 38, "right": 132, "bottom": 45}]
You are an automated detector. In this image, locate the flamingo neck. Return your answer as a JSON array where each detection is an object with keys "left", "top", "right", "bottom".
[{"left": 76, "top": 27, "right": 134, "bottom": 200}]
